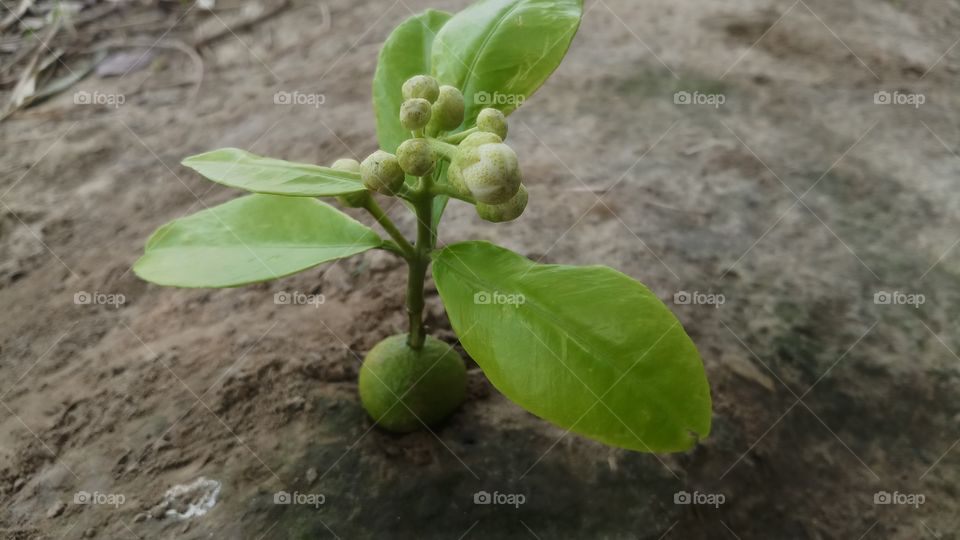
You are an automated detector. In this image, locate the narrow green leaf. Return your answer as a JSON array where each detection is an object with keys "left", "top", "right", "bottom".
[
  {"left": 433, "top": 241, "right": 711, "bottom": 452},
  {"left": 431, "top": 0, "right": 582, "bottom": 129},
  {"left": 182, "top": 148, "right": 365, "bottom": 197},
  {"left": 135, "top": 195, "right": 382, "bottom": 288},
  {"left": 373, "top": 9, "right": 451, "bottom": 153}
]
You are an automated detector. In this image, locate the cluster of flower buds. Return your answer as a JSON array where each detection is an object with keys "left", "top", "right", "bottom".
[{"left": 331, "top": 74, "right": 526, "bottom": 223}]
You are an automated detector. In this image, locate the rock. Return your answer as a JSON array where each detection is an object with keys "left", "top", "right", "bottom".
[
  {"left": 305, "top": 467, "right": 318, "bottom": 485},
  {"left": 84, "top": 527, "right": 97, "bottom": 537},
  {"left": 133, "top": 513, "right": 148, "bottom": 523},
  {"left": 46, "top": 500, "right": 66, "bottom": 519}
]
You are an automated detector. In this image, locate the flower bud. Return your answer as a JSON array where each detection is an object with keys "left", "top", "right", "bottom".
[
  {"left": 361, "top": 150, "right": 405, "bottom": 195},
  {"left": 396, "top": 138, "right": 435, "bottom": 177},
  {"left": 447, "top": 132, "right": 502, "bottom": 194},
  {"left": 402, "top": 75, "right": 440, "bottom": 103},
  {"left": 400, "top": 98, "right": 432, "bottom": 131},
  {"left": 428, "top": 85, "right": 464, "bottom": 133},
  {"left": 476, "top": 185, "right": 527, "bottom": 222},
  {"left": 331, "top": 158, "right": 368, "bottom": 207},
  {"left": 477, "top": 108, "right": 508, "bottom": 139},
  {"left": 456, "top": 142, "right": 521, "bottom": 204},
  {"left": 331, "top": 158, "right": 361, "bottom": 173}
]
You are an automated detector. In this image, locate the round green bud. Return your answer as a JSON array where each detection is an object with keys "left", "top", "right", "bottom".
[
  {"left": 331, "top": 158, "right": 368, "bottom": 208},
  {"left": 396, "top": 138, "right": 435, "bottom": 177},
  {"left": 331, "top": 158, "right": 361, "bottom": 173},
  {"left": 400, "top": 98, "right": 432, "bottom": 131},
  {"left": 361, "top": 150, "right": 404, "bottom": 195},
  {"left": 402, "top": 75, "right": 440, "bottom": 103},
  {"left": 477, "top": 184, "right": 528, "bottom": 222},
  {"left": 358, "top": 334, "right": 466, "bottom": 432},
  {"left": 458, "top": 142, "right": 521, "bottom": 204},
  {"left": 477, "top": 108, "right": 508, "bottom": 139},
  {"left": 428, "top": 85, "right": 465, "bottom": 132}
]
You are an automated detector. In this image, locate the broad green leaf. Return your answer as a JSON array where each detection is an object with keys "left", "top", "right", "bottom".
[
  {"left": 433, "top": 241, "right": 711, "bottom": 452},
  {"left": 431, "top": 0, "right": 582, "bottom": 130},
  {"left": 373, "top": 9, "right": 451, "bottom": 153},
  {"left": 134, "top": 194, "right": 381, "bottom": 288},
  {"left": 182, "top": 148, "right": 365, "bottom": 197}
]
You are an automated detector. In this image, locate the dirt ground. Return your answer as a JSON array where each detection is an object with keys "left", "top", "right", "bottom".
[{"left": 2, "top": 0, "right": 960, "bottom": 538}]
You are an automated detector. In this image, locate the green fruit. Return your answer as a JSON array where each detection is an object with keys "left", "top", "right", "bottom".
[
  {"left": 402, "top": 75, "right": 440, "bottom": 103},
  {"left": 359, "top": 334, "right": 467, "bottom": 432}
]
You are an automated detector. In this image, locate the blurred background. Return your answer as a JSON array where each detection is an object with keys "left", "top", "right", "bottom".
[{"left": 1, "top": 0, "right": 959, "bottom": 538}]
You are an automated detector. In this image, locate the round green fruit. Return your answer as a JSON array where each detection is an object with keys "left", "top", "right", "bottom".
[{"left": 358, "top": 334, "right": 467, "bottom": 433}]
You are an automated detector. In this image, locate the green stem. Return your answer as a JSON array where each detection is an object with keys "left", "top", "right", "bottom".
[
  {"left": 406, "top": 176, "right": 435, "bottom": 350},
  {"left": 442, "top": 127, "right": 478, "bottom": 145},
  {"left": 431, "top": 183, "right": 476, "bottom": 204},
  {"left": 427, "top": 139, "right": 459, "bottom": 161},
  {"left": 362, "top": 197, "right": 415, "bottom": 259}
]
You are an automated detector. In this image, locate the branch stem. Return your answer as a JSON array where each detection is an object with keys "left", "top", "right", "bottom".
[
  {"left": 406, "top": 176, "right": 435, "bottom": 350},
  {"left": 362, "top": 197, "right": 415, "bottom": 258}
]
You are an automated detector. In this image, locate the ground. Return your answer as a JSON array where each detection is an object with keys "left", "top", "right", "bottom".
[{"left": 1, "top": 0, "right": 959, "bottom": 538}]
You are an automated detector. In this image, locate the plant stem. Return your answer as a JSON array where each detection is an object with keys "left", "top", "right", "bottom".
[
  {"left": 442, "top": 127, "right": 478, "bottom": 145},
  {"left": 363, "top": 197, "right": 415, "bottom": 259},
  {"left": 431, "top": 183, "right": 476, "bottom": 204},
  {"left": 406, "top": 175, "right": 435, "bottom": 350}
]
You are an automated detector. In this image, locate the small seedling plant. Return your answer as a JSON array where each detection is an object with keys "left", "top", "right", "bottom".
[{"left": 135, "top": 0, "right": 711, "bottom": 452}]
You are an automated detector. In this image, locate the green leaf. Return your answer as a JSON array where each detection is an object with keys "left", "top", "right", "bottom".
[
  {"left": 182, "top": 148, "right": 365, "bottom": 197},
  {"left": 431, "top": 0, "right": 582, "bottom": 129},
  {"left": 134, "top": 194, "right": 382, "bottom": 288},
  {"left": 432, "top": 241, "right": 711, "bottom": 452},
  {"left": 373, "top": 9, "right": 451, "bottom": 153}
]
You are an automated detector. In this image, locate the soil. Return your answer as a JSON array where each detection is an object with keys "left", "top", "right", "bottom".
[{"left": 2, "top": 0, "right": 960, "bottom": 538}]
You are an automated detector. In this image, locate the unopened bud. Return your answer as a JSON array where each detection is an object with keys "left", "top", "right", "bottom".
[
  {"left": 457, "top": 142, "right": 521, "bottom": 204},
  {"left": 428, "top": 85, "right": 465, "bottom": 133},
  {"left": 361, "top": 150, "right": 405, "bottom": 195},
  {"left": 477, "top": 108, "right": 508, "bottom": 139},
  {"left": 402, "top": 75, "right": 440, "bottom": 103},
  {"left": 331, "top": 158, "right": 361, "bottom": 173},
  {"left": 331, "top": 158, "right": 368, "bottom": 207},
  {"left": 396, "top": 138, "right": 435, "bottom": 177},
  {"left": 476, "top": 185, "right": 528, "bottom": 222},
  {"left": 400, "top": 98, "right": 432, "bottom": 131}
]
